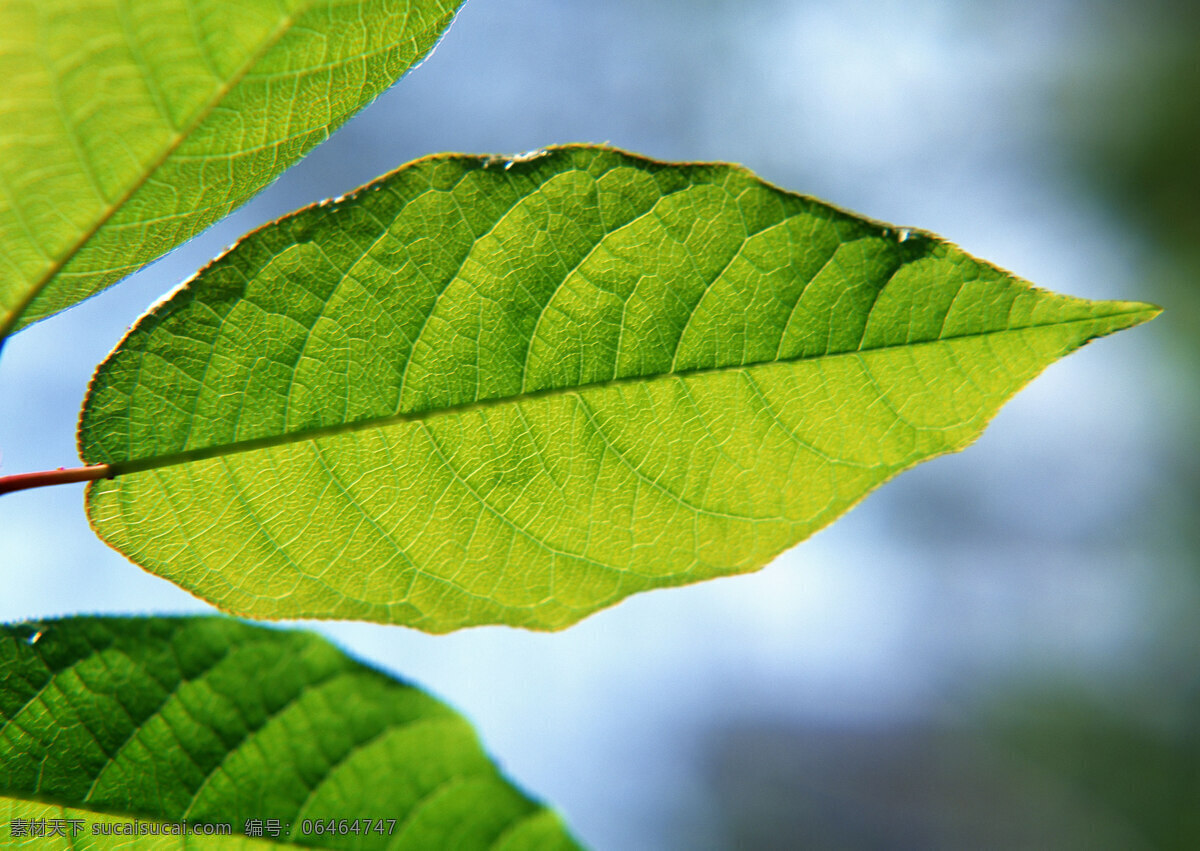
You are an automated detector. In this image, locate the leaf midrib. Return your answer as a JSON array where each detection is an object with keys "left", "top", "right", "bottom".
[
  {"left": 96, "top": 306, "right": 1155, "bottom": 476},
  {"left": 0, "top": 1, "right": 315, "bottom": 341}
]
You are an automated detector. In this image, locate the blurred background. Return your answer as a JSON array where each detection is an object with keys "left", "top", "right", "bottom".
[{"left": 1, "top": 0, "right": 1196, "bottom": 847}]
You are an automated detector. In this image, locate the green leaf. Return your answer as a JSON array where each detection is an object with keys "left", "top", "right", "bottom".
[
  {"left": 79, "top": 145, "right": 1159, "bottom": 632},
  {"left": 0, "top": 0, "right": 462, "bottom": 342},
  {"left": 0, "top": 616, "right": 580, "bottom": 849}
]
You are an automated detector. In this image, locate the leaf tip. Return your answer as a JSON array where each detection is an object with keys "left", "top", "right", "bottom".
[{"left": 1103, "top": 299, "right": 1163, "bottom": 330}]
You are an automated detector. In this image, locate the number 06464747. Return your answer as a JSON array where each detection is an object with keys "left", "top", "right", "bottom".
[{"left": 299, "top": 818, "right": 397, "bottom": 837}]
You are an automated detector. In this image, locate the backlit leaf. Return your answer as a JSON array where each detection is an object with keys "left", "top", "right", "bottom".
[
  {"left": 79, "top": 146, "right": 1158, "bottom": 631},
  {"left": 0, "top": 0, "right": 462, "bottom": 342},
  {"left": 0, "top": 616, "right": 580, "bottom": 849}
]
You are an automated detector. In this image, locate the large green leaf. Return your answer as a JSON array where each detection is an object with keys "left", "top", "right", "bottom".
[
  {"left": 0, "top": 0, "right": 461, "bottom": 342},
  {"left": 0, "top": 616, "right": 580, "bottom": 849},
  {"left": 79, "top": 146, "right": 1158, "bottom": 632}
]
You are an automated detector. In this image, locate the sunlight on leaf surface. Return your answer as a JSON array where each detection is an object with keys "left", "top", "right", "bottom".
[
  {"left": 0, "top": 617, "right": 579, "bottom": 849},
  {"left": 79, "top": 146, "right": 1159, "bottom": 631}
]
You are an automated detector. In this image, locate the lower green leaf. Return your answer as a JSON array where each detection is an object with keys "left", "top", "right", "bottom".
[{"left": 0, "top": 617, "right": 580, "bottom": 850}]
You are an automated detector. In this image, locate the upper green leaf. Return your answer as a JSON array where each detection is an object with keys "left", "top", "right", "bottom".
[
  {"left": 0, "top": 616, "right": 580, "bottom": 849},
  {"left": 0, "top": 0, "right": 462, "bottom": 342},
  {"left": 79, "top": 145, "right": 1158, "bottom": 631}
]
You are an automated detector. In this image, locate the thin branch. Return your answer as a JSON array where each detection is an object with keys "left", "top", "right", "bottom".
[{"left": 0, "top": 464, "right": 114, "bottom": 496}]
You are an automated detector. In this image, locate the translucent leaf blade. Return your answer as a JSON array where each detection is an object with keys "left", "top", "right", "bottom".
[
  {"left": 0, "top": 0, "right": 462, "bottom": 341},
  {"left": 0, "top": 617, "right": 580, "bottom": 849},
  {"left": 79, "top": 146, "right": 1159, "bottom": 631}
]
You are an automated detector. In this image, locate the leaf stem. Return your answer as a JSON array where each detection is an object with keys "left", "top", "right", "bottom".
[{"left": 0, "top": 464, "right": 114, "bottom": 497}]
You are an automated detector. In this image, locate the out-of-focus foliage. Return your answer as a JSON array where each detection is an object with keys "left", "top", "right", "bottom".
[
  {"left": 987, "top": 689, "right": 1200, "bottom": 850},
  {"left": 979, "top": 4, "right": 1200, "bottom": 849}
]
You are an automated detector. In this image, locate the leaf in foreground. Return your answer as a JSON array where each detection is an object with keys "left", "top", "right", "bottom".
[
  {"left": 80, "top": 145, "right": 1159, "bottom": 631},
  {"left": 0, "top": 0, "right": 462, "bottom": 342},
  {"left": 0, "top": 616, "right": 578, "bottom": 849}
]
